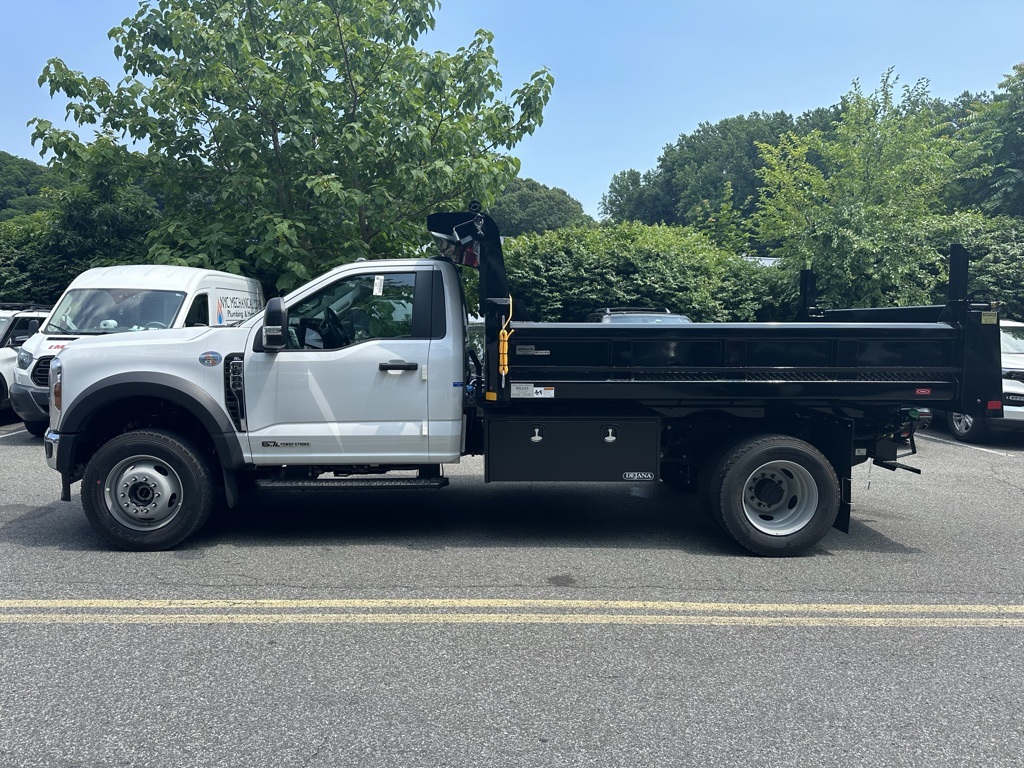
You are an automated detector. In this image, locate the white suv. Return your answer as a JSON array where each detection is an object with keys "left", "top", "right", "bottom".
[{"left": 0, "top": 304, "right": 51, "bottom": 413}]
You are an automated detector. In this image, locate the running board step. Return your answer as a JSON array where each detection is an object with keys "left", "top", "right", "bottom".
[{"left": 255, "top": 477, "right": 449, "bottom": 491}]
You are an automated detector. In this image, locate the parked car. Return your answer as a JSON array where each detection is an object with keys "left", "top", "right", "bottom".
[
  {"left": 587, "top": 307, "right": 692, "bottom": 324},
  {"left": 944, "top": 318, "right": 1024, "bottom": 442},
  {"left": 0, "top": 303, "right": 51, "bottom": 413}
]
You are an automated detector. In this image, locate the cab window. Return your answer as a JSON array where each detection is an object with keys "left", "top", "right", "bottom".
[{"left": 286, "top": 273, "right": 418, "bottom": 350}]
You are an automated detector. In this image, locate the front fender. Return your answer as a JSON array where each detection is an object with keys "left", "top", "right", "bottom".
[{"left": 56, "top": 372, "right": 245, "bottom": 477}]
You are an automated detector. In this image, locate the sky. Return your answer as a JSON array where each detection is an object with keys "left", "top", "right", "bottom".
[{"left": 2, "top": 0, "right": 1023, "bottom": 218}]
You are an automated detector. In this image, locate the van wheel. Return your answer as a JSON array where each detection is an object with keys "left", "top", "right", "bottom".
[
  {"left": 81, "top": 430, "right": 214, "bottom": 551},
  {"left": 947, "top": 411, "right": 991, "bottom": 444},
  {"left": 23, "top": 420, "right": 47, "bottom": 438},
  {"left": 706, "top": 435, "right": 839, "bottom": 557}
]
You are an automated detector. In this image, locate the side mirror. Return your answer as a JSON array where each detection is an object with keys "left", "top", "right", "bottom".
[
  {"left": 261, "top": 297, "right": 288, "bottom": 351},
  {"left": 27, "top": 319, "right": 39, "bottom": 336}
]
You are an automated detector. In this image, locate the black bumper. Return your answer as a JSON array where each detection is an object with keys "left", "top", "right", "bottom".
[{"left": 10, "top": 382, "right": 48, "bottom": 423}]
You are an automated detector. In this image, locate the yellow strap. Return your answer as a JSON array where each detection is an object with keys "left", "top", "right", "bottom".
[{"left": 498, "top": 295, "right": 513, "bottom": 377}]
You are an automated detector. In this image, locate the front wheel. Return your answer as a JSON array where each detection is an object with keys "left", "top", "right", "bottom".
[
  {"left": 946, "top": 411, "right": 991, "bottom": 444},
  {"left": 706, "top": 435, "right": 840, "bottom": 557},
  {"left": 81, "top": 429, "right": 215, "bottom": 550}
]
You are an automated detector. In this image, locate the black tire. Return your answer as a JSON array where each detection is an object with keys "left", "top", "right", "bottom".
[
  {"left": 23, "top": 420, "right": 47, "bottom": 438},
  {"left": 706, "top": 434, "right": 840, "bottom": 557},
  {"left": 946, "top": 410, "right": 991, "bottom": 444},
  {"left": 696, "top": 443, "right": 732, "bottom": 529},
  {"left": 81, "top": 429, "right": 214, "bottom": 551}
]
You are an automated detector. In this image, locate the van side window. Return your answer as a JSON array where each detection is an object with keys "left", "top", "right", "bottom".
[
  {"left": 286, "top": 273, "right": 417, "bottom": 350},
  {"left": 185, "top": 295, "right": 209, "bottom": 327}
]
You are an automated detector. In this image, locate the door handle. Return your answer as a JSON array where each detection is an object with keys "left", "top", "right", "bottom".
[{"left": 379, "top": 361, "right": 418, "bottom": 372}]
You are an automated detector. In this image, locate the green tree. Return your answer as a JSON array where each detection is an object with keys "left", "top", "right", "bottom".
[
  {"left": 488, "top": 177, "right": 593, "bottom": 237},
  {"left": 0, "top": 211, "right": 95, "bottom": 304},
  {"left": 600, "top": 168, "right": 653, "bottom": 223},
  {"left": 502, "top": 223, "right": 778, "bottom": 322},
  {"left": 966, "top": 64, "right": 1024, "bottom": 216},
  {"left": 0, "top": 137, "right": 159, "bottom": 303},
  {"left": 600, "top": 111, "right": 800, "bottom": 227},
  {"left": 913, "top": 211, "right": 1024, "bottom": 317},
  {"left": 753, "top": 71, "right": 982, "bottom": 309},
  {"left": 32, "top": 0, "right": 553, "bottom": 291},
  {"left": 0, "top": 151, "right": 65, "bottom": 222}
]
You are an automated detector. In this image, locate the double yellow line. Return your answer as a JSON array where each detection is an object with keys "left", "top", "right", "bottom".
[{"left": 1, "top": 599, "right": 1022, "bottom": 627}]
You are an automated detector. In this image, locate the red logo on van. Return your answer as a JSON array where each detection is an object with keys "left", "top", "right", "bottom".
[{"left": 915, "top": 388, "right": 932, "bottom": 396}]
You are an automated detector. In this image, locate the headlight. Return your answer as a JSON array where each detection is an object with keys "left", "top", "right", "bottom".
[
  {"left": 16, "top": 348, "right": 33, "bottom": 370},
  {"left": 49, "top": 357, "right": 63, "bottom": 413}
]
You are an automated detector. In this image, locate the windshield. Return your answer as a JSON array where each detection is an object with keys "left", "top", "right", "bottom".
[
  {"left": 0, "top": 317, "right": 10, "bottom": 340},
  {"left": 44, "top": 289, "right": 187, "bottom": 334}
]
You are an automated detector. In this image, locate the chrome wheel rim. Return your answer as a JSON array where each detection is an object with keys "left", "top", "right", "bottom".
[
  {"left": 951, "top": 412, "right": 973, "bottom": 434},
  {"left": 104, "top": 455, "right": 184, "bottom": 531},
  {"left": 741, "top": 460, "right": 818, "bottom": 536}
]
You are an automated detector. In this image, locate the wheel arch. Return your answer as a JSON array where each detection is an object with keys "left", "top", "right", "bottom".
[
  {"left": 58, "top": 373, "right": 244, "bottom": 483},
  {"left": 660, "top": 406, "right": 853, "bottom": 533}
]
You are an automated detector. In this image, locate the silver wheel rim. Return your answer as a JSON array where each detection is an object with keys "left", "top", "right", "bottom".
[
  {"left": 103, "top": 455, "right": 184, "bottom": 531},
  {"left": 741, "top": 459, "right": 819, "bottom": 536},
  {"left": 951, "top": 412, "right": 973, "bottom": 434}
]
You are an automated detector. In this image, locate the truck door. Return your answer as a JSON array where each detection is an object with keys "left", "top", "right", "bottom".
[{"left": 243, "top": 266, "right": 438, "bottom": 465}]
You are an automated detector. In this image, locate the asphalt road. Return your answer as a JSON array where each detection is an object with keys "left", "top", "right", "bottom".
[{"left": 1, "top": 411, "right": 1023, "bottom": 767}]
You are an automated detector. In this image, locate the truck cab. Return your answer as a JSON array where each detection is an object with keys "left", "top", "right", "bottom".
[{"left": 242, "top": 258, "right": 466, "bottom": 465}]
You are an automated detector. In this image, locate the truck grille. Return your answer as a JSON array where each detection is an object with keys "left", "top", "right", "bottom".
[
  {"left": 223, "top": 353, "right": 246, "bottom": 431},
  {"left": 31, "top": 356, "right": 53, "bottom": 387}
]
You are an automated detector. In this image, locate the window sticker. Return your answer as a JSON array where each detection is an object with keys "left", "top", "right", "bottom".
[
  {"left": 373, "top": 275, "right": 384, "bottom": 296},
  {"left": 511, "top": 382, "right": 555, "bottom": 398}
]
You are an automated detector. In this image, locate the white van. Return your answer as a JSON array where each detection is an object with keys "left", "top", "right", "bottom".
[{"left": 11, "top": 265, "right": 264, "bottom": 436}]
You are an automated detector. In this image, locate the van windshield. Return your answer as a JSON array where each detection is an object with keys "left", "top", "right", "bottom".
[{"left": 44, "top": 289, "right": 187, "bottom": 334}]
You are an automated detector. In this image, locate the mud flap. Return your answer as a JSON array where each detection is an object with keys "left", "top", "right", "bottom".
[{"left": 835, "top": 476, "right": 852, "bottom": 533}]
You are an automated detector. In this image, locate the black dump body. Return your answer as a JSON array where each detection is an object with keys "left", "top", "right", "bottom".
[
  {"left": 429, "top": 209, "right": 1003, "bottom": 538},
  {"left": 490, "top": 317, "right": 972, "bottom": 408},
  {"left": 427, "top": 210, "right": 1003, "bottom": 424}
]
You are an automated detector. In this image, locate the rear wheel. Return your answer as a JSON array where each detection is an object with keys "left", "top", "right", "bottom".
[
  {"left": 947, "top": 411, "right": 991, "bottom": 444},
  {"left": 706, "top": 434, "right": 839, "bottom": 556},
  {"left": 81, "top": 429, "right": 214, "bottom": 551}
]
